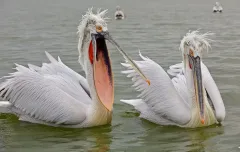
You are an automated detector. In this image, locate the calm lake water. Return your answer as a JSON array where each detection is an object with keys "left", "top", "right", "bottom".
[{"left": 1, "top": 0, "right": 240, "bottom": 151}]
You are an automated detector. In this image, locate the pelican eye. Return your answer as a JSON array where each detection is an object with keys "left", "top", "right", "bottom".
[
  {"left": 186, "top": 41, "right": 190, "bottom": 46},
  {"left": 96, "top": 25, "right": 103, "bottom": 33}
]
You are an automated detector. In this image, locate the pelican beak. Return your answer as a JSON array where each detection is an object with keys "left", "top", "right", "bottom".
[
  {"left": 91, "top": 33, "right": 113, "bottom": 111},
  {"left": 102, "top": 31, "right": 151, "bottom": 85},
  {"left": 188, "top": 55, "right": 205, "bottom": 124},
  {"left": 90, "top": 31, "right": 150, "bottom": 111}
]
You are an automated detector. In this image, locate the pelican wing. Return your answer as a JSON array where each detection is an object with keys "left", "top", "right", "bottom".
[
  {"left": 167, "top": 62, "right": 184, "bottom": 77},
  {"left": 121, "top": 52, "right": 191, "bottom": 125},
  {"left": 28, "top": 52, "right": 90, "bottom": 100},
  {"left": 0, "top": 53, "right": 91, "bottom": 125},
  {"left": 201, "top": 63, "right": 225, "bottom": 122},
  {"left": 167, "top": 63, "right": 189, "bottom": 105},
  {"left": 167, "top": 62, "right": 226, "bottom": 122}
]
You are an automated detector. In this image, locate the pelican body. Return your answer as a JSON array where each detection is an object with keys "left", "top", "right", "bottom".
[
  {"left": 115, "top": 6, "right": 125, "bottom": 20},
  {"left": 213, "top": 2, "right": 223, "bottom": 13},
  {"left": 0, "top": 8, "right": 147, "bottom": 128},
  {"left": 121, "top": 31, "right": 225, "bottom": 128}
]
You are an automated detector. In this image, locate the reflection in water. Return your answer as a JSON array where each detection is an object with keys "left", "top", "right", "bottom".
[
  {"left": 0, "top": 115, "right": 112, "bottom": 152},
  {"left": 1, "top": 0, "right": 240, "bottom": 151},
  {"left": 0, "top": 107, "right": 229, "bottom": 152},
  {"left": 137, "top": 120, "right": 224, "bottom": 151},
  {"left": 87, "top": 126, "right": 112, "bottom": 152},
  {"left": 185, "top": 125, "right": 224, "bottom": 152}
]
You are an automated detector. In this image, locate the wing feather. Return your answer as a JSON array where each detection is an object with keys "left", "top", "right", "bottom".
[
  {"left": 121, "top": 52, "right": 191, "bottom": 125},
  {"left": 33, "top": 52, "right": 90, "bottom": 100},
  {"left": 0, "top": 53, "right": 91, "bottom": 125}
]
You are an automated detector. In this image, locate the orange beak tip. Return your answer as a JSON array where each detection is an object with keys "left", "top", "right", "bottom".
[
  {"left": 146, "top": 79, "right": 151, "bottom": 86},
  {"left": 201, "top": 118, "right": 205, "bottom": 124}
]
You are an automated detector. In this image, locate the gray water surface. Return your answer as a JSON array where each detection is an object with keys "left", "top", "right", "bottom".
[{"left": 1, "top": 0, "right": 240, "bottom": 151}]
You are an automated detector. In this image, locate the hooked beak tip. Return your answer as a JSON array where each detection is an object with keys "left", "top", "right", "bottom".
[
  {"left": 201, "top": 118, "right": 205, "bottom": 124},
  {"left": 146, "top": 79, "right": 151, "bottom": 86}
]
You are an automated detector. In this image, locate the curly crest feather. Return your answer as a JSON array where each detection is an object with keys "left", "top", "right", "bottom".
[
  {"left": 77, "top": 8, "right": 109, "bottom": 36},
  {"left": 77, "top": 8, "right": 109, "bottom": 62},
  {"left": 179, "top": 30, "right": 214, "bottom": 53}
]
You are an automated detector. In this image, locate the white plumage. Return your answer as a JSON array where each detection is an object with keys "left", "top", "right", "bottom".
[
  {"left": 114, "top": 6, "right": 125, "bottom": 20},
  {"left": 0, "top": 8, "right": 115, "bottom": 128},
  {"left": 0, "top": 52, "right": 89, "bottom": 127},
  {"left": 0, "top": 8, "right": 147, "bottom": 128},
  {"left": 121, "top": 31, "right": 225, "bottom": 128}
]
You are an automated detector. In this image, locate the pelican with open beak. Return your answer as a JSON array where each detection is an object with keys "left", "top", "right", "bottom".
[{"left": 0, "top": 8, "right": 149, "bottom": 128}]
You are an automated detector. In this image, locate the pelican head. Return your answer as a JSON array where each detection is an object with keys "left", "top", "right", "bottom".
[
  {"left": 180, "top": 30, "right": 213, "bottom": 124},
  {"left": 116, "top": 6, "right": 121, "bottom": 11},
  {"left": 78, "top": 8, "right": 109, "bottom": 70},
  {"left": 77, "top": 8, "right": 149, "bottom": 111}
]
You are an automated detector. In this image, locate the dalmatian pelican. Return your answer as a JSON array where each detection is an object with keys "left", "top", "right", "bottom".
[
  {"left": 121, "top": 31, "right": 225, "bottom": 128},
  {"left": 0, "top": 8, "right": 149, "bottom": 128},
  {"left": 115, "top": 6, "right": 125, "bottom": 20},
  {"left": 213, "top": 2, "right": 223, "bottom": 13}
]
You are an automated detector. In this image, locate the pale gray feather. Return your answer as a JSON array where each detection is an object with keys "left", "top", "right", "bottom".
[
  {"left": 121, "top": 52, "right": 191, "bottom": 125},
  {"left": 0, "top": 52, "right": 91, "bottom": 126},
  {"left": 32, "top": 52, "right": 90, "bottom": 99},
  {"left": 167, "top": 62, "right": 225, "bottom": 122}
]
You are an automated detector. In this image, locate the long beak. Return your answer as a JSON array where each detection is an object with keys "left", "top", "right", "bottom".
[
  {"left": 91, "top": 33, "right": 114, "bottom": 111},
  {"left": 102, "top": 31, "right": 150, "bottom": 85},
  {"left": 189, "top": 55, "right": 205, "bottom": 124}
]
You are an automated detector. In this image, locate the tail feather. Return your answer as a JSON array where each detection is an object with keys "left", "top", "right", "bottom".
[
  {"left": 0, "top": 101, "right": 12, "bottom": 113},
  {"left": 121, "top": 99, "right": 149, "bottom": 114}
]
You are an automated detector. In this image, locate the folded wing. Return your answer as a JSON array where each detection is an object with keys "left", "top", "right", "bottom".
[
  {"left": 0, "top": 52, "right": 91, "bottom": 125},
  {"left": 167, "top": 62, "right": 225, "bottom": 122}
]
